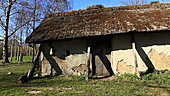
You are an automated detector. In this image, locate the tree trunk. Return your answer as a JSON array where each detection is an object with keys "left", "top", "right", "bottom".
[
  {"left": 18, "top": 8, "right": 24, "bottom": 63},
  {"left": 23, "top": 44, "right": 25, "bottom": 56},
  {"left": 29, "top": 47, "right": 31, "bottom": 56},
  {"left": 3, "top": 0, "right": 12, "bottom": 63},
  {"left": 13, "top": 33, "right": 17, "bottom": 60},
  {"left": 31, "top": 45, "right": 35, "bottom": 63},
  {"left": 14, "top": 45, "right": 17, "bottom": 60},
  {"left": 19, "top": 33, "right": 23, "bottom": 63},
  {"left": 17, "top": 46, "right": 20, "bottom": 61},
  {"left": 3, "top": 34, "right": 9, "bottom": 63},
  {"left": 19, "top": 46, "right": 23, "bottom": 63},
  {"left": 26, "top": 45, "right": 29, "bottom": 56},
  {"left": 25, "top": 25, "right": 29, "bottom": 56},
  {"left": 10, "top": 38, "right": 14, "bottom": 61},
  {"left": 31, "top": 0, "right": 36, "bottom": 63}
]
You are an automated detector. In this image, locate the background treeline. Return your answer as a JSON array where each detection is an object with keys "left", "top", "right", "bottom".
[{"left": 0, "top": 0, "right": 73, "bottom": 63}]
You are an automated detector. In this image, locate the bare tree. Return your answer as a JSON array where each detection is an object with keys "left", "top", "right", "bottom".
[
  {"left": 18, "top": 16, "right": 23, "bottom": 63},
  {"left": 121, "top": 0, "right": 148, "bottom": 7},
  {"left": 10, "top": 16, "right": 19, "bottom": 61},
  {"left": 0, "top": 0, "right": 31, "bottom": 63},
  {"left": 14, "top": 33, "right": 17, "bottom": 60},
  {"left": 28, "top": 0, "right": 72, "bottom": 63},
  {"left": 25, "top": 25, "right": 29, "bottom": 56},
  {"left": 41, "top": 0, "right": 72, "bottom": 14},
  {"left": 9, "top": 32, "right": 14, "bottom": 61},
  {"left": 0, "top": 0, "right": 16, "bottom": 63},
  {"left": 0, "top": 0, "right": 72, "bottom": 63}
]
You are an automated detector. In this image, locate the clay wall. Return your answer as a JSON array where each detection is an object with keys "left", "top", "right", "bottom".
[{"left": 111, "top": 32, "right": 170, "bottom": 75}]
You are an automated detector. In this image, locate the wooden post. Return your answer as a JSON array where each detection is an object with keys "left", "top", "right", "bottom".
[
  {"left": 86, "top": 47, "right": 90, "bottom": 80},
  {"left": 132, "top": 42, "right": 140, "bottom": 78},
  {"left": 17, "top": 45, "right": 42, "bottom": 84}
]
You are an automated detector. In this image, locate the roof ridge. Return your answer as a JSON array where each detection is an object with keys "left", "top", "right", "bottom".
[{"left": 45, "top": 3, "right": 170, "bottom": 18}]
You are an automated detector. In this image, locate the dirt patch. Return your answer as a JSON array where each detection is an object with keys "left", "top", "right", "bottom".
[
  {"left": 62, "top": 87, "right": 73, "bottom": 90},
  {"left": 21, "top": 86, "right": 57, "bottom": 90},
  {"left": 116, "top": 59, "right": 133, "bottom": 74},
  {"left": 75, "top": 91, "right": 85, "bottom": 93},
  {"left": 27, "top": 90, "right": 42, "bottom": 94},
  {"left": 57, "top": 75, "right": 73, "bottom": 80},
  {"left": 100, "top": 76, "right": 117, "bottom": 81}
]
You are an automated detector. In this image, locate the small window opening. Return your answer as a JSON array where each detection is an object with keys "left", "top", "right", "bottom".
[
  {"left": 50, "top": 47, "right": 55, "bottom": 56},
  {"left": 50, "top": 48, "right": 53, "bottom": 55}
]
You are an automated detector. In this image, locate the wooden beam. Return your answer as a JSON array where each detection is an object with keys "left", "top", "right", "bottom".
[
  {"left": 17, "top": 45, "right": 42, "bottom": 84},
  {"left": 132, "top": 42, "right": 140, "bottom": 78},
  {"left": 86, "top": 47, "right": 90, "bottom": 80}
]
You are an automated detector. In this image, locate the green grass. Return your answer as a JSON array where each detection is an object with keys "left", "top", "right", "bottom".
[
  {"left": 115, "top": 70, "right": 170, "bottom": 84},
  {"left": 0, "top": 56, "right": 32, "bottom": 66},
  {"left": 0, "top": 60, "right": 169, "bottom": 95}
]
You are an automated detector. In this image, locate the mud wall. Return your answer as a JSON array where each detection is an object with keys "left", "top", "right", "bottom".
[
  {"left": 40, "top": 39, "right": 88, "bottom": 76},
  {"left": 135, "top": 32, "right": 170, "bottom": 71},
  {"left": 40, "top": 31, "right": 170, "bottom": 76},
  {"left": 111, "top": 32, "right": 170, "bottom": 75},
  {"left": 111, "top": 34, "right": 135, "bottom": 74}
]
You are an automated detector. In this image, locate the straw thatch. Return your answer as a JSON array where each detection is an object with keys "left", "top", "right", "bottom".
[{"left": 26, "top": 4, "right": 170, "bottom": 43}]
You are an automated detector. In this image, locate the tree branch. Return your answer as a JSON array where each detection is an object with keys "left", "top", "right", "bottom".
[
  {"left": 0, "top": 35, "right": 3, "bottom": 37},
  {"left": 0, "top": 23, "right": 5, "bottom": 29},
  {"left": 0, "top": 18, "right": 5, "bottom": 29},
  {"left": 11, "top": 0, "right": 17, "bottom": 6},
  {"left": 8, "top": 20, "right": 31, "bottom": 37},
  {"left": 121, "top": 1, "right": 130, "bottom": 5}
]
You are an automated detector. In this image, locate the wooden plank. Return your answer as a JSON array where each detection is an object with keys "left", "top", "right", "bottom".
[
  {"left": 86, "top": 47, "right": 90, "bottom": 80},
  {"left": 27, "top": 45, "right": 42, "bottom": 79},
  {"left": 132, "top": 42, "right": 140, "bottom": 78}
]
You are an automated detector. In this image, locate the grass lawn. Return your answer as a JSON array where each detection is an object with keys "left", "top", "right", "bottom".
[
  {"left": 0, "top": 56, "right": 32, "bottom": 66},
  {"left": 0, "top": 57, "right": 169, "bottom": 95}
]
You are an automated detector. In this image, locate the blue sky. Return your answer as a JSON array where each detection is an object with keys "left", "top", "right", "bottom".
[{"left": 73, "top": 0, "right": 170, "bottom": 10}]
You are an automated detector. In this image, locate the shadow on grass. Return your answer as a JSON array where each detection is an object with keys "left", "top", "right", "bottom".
[
  {"left": 147, "top": 85, "right": 169, "bottom": 89},
  {"left": 147, "top": 84, "right": 170, "bottom": 94},
  {"left": 134, "top": 81, "right": 170, "bottom": 94},
  {"left": 140, "top": 69, "right": 155, "bottom": 76},
  {"left": 10, "top": 62, "right": 31, "bottom": 64},
  {"left": 0, "top": 73, "right": 26, "bottom": 92},
  {"left": 0, "top": 62, "right": 31, "bottom": 67}
]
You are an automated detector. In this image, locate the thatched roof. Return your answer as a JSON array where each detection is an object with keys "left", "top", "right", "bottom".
[{"left": 26, "top": 4, "right": 170, "bottom": 43}]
